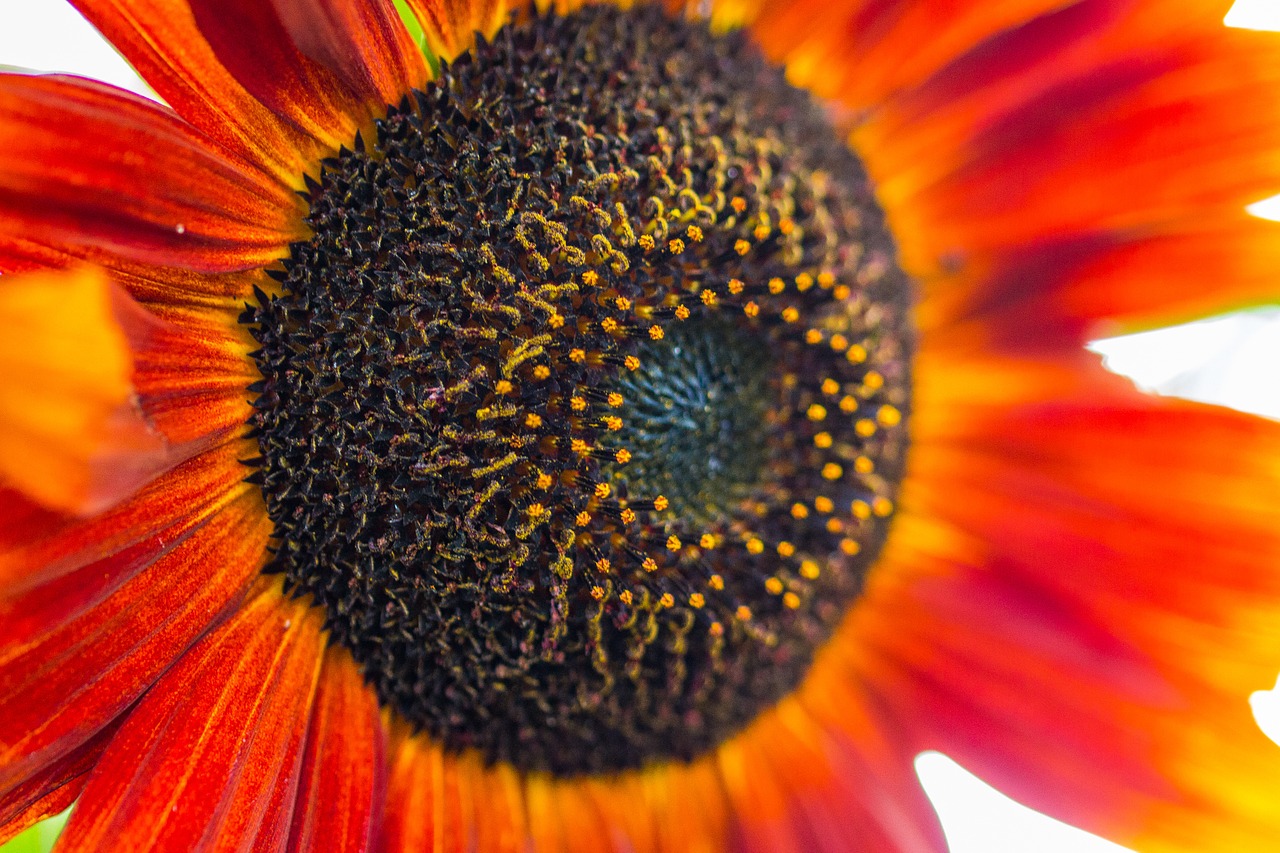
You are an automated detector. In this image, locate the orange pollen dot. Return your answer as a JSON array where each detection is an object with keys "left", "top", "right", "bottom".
[
  {"left": 795, "top": 273, "right": 814, "bottom": 291},
  {"left": 603, "top": 416, "right": 623, "bottom": 431},
  {"left": 686, "top": 225, "right": 704, "bottom": 242},
  {"left": 614, "top": 296, "right": 632, "bottom": 310},
  {"left": 620, "top": 589, "right": 633, "bottom": 605},
  {"left": 821, "top": 377, "right": 840, "bottom": 395},
  {"left": 778, "top": 217, "right": 795, "bottom": 235},
  {"left": 700, "top": 533, "right": 716, "bottom": 549},
  {"left": 666, "top": 535, "right": 682, "bottom": 551},
  {"left": 839, "top": 396, "right": 858, "bottom": 414},
  {"left": 855, "top": 419, "right": 876, "bottom": 437},
  {"left": 813, "top": 432, "right": 833, "bottom": 449},
  {"left": 765, "top": 577, "right": 784, "bottom": 595},
  {"left": 548, "top": 312, "right": 565, "bottom": 329},
  {"left": 624, "top": 355, "right": 641, "bottom": 371},
  {"left": 532, "top": 365, "right": 551, "bottom": 380},
  {"left": 852, "top": 500, "right": 871, "bottom": 520},
  {"left": 494, "top": 380, "right": 514, "bottom": 395},
  {"left": 829, "top": 334, "right": 849, "bottom": 351},
  {"left": 674, "top": 304, "right": 691, "bottom": 320},
  {"left": 833, "top": 284, "right": 852, "bottom": 300},
  {"left": 615, "top": 449, "right": 632, "bottom": 464},
  {"left": 768, "top": 277, "right": 786, "bottom": 294},
  {"left": 577, "top": 511, "right": 592, "bottom": 526},
  {"left": 730, "top": 196, "right": 747, "bottom": 213},
  {"left": 648, "top": 324, "right": 664, "bottom": 340},
  {"left": 863, "top": 371, "right": 884, "bottom": 391},
  {"left": 709, "top": 574, "right": 725, "bottom": 590},
  {"left": 855, "top": 456, "right": 874, "bottom": 474},
  {"left": 799, "top": 560, "right": 820, "bottom": 579},
  {"left": 746, "top": 538, "right": 764, "bottom": 555},
  {"left": 642, "top": 557, "right": 658, "bottom": 573},
  {"left": 526, "top": 503, "right": 546, "bottom": 518},
  {"left": 877, "top": 405, "right": 902, "bottom": 427},
  {"left": 659, "top": 592, "right": 675, "bottom": 608},
  {"left": 582, "top": 270, "right": 600, "bottom": 286},
  {"left": 594, "top": 482, "right": 611, "bottom": 499},
  {"left": 826, "top": 517, "right": 844, "bottom": 533},
  {"left": 700, "top": 290, "right": 718, "bottom": 306},
  {"left": 783, "top": 592, "right": 801, "bottom": 609},
  {"left": 709, "top": 621, "right": 725, "bottom": 637},
  {"left": 668, "top": 238, "right": 686, "bottom": 254},
  {"left": 600, "top": 317, "right": 620, "bottom": 334},
  {"left": 653, "top": 495, "right": 669, "bottom": 511},
  {"left": 743, "top": 301, "right": 759, "bottom": 318},
  {"left": 777, "top": 541, "right": 796, "bottom": 558},
  {"left": 846, "top": 344, "right": 867, "bottom": 363},
  {"left": 569, "top": 348, "right": 587, "bottom": 363},
  {"left": 818, "top": 271, "right": 836, "bottom": 288},
  {"left": 607, "top": 392, "right": 624, "bottom": 407},
  {"left": 791, "top": 503, "right": 810, "bottom": 520},
  {"left": 822, "top": 463, "right": 843, "bottom": 481},
  {"left": 571, "top": 438, "right": 591, "bottom": 455},
  {"left": 689, "top": 593, "right": 706, "bottom": 608},
  {"left": 781, "top": 307, "right": 799, "bottom": 323},
  {"left": 734, "top": 239, "right": 750, "bottom": 255},
  {"left": 735, "top": 606, "right": 753, "bottom": 621},
  {"left": 814, "top": 496, "right": 835, "bottom": 514},
  {"left": 873, "top": 497, "right": 894, "bottom": 517},
  {"left": 595, "top": 557, "right": 612, "bottom": 572},
  {"left": 840, "top": 538, "right": 861, "bottom": 555},
  {"left": 535, "top": 473, "right": 553, "bottom": 490},
  {"left": 807, "top": 404, "right": 828, "bottom": 421},
  {"left": 591, "top": 585, "right": 605, "bottom": 600},
  {"left": 753, "top": 224, "right": 770, "bottom": 240},
  {"left": 570, "top": 396, "right": 587, "bottom": 411},
  {"left": 638, "top": 234, "right": 655, "bottom": 251},
  {"left": 620, "top": 507, "right": 637, "bottom": 524},
  {"left": 806, "top": 329, "right": 824, "bottom": 345},
  {"left": 525, "top": 413, "right": 543, "bottom": 428},
  {"left": 727, "top": 278, "right": 745, "bottom": 294}
]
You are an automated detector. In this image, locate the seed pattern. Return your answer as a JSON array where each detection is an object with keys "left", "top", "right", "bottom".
[{"left": 243, "top": 6, "right": 911, "bottom": 775}]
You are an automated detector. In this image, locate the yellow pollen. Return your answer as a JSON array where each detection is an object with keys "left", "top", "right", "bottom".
[
  {"left": 852, "top": 500, "right": 871, "bottom": 520},
  {"left": 576, "top": 511, "right": 592, "bottom": 526},
  {"left": 840, "top": 538, "right": 861, "bottom": 555},
  {"left": 829, "top": 334, "right": 849, "bottom": 352},
  {"left": 659, "top": 592, "right": 675, "bottom": 608},
  {"left": 700, "top": 290, "right": 719, "bottom": 307},
  {"left": 877, "top": 405, "right": 902, "bottom": 427},
  {"left": 814, "top": 496, "right": 835, "bottom": 514},
  {"left": 839, "top": 395, "right": 859, "bottom": 414},
  {"left": 799, "top": 559, "right": 820, "bottom": 580},
  {"left": 813, "top": 432, "right": 833, "bottom": 449},
  {"left": 615, "top": 449, "right": 632, "bottom": 464},
  {"left": 818, "top": 272, "right": 836, "bottom": 288},
  {"left": 709, "top": 574, "right": 725, "bottom": 590},
  {"left": 532, "top": 365, "right": 551, "bottom": 380},
  {"left": 735, "top": 606, "right": 753, "bottom": 621},
  {"left": 795, "top": 273, "right": 814, "bottom": 291},
  {"left": 863, "top": 371, "right": 884, "bottom": 391},
  {"left": 687, "top": 225, "right": 704, "bottom": 242},
  {"left": 535, "top": 472, "right": 553, "bottom": 490},
  {"left": 648, "top": 324, "right": 664, "bottom": 340},
  {"left": 822, "top": 462, "right": 843, "bottom": 481},
  {"left": 582, "top": 270, "right": 600, "bottom": 286},
  {"left": 791, "top": 502, "right": 809, "bottom": 519},
  {"left": 620, "top": 507, "right": 637, "bottom": 524},
  {"left": 548, "top": 312, "right": 565, "bottom": 329},
  {"left": 526, "top": 502, "right": 546, "bottom": 518},
  {"left": 569, "top": 348, "right": 586, "bottom": 363},
  {"left": 873, "top": 497, "right": 894, "bottom": 517},
  {"left": 826, "top": 517, "right": 844, "bottom": 533},
  {"left": 753, "top": 224, "right": 770, "bottom": 240},
  {"left": 765, "top": 577, "right": 784, "bottom": 595},
  {"left": 833, "top": 284, "right": 852, "bottom": 300},
  {"left": 603, "top": 416, "right": 623, "bottom": 431},
  {"left": 781, "top": 307, "right": 799, "bottom": 323},
  {"left": 854, "top": 456, "right": 874, "bottom": 474},
  {"left": 525, "top": 413, "right": 543, "bottom": 428},
  {"left": 619, "top": 589, "right": 633, "bottom": 605},
  {"left": 667, "top": 535, "right": 682, "bottom": 551},
  {"left": 700, "top": 533, "right": 717, "bottom": 549},
  {"left": 668, "top": 238, "right": 686, "bottom": 254},
  {"left": 624, "top": 355, "right": 641, "bottom": 371},
  {"left": 642, "top": 557, "right": 658, "bottom": 573},
  {"left": 570, "top": 395, "right": 587, "bottom": 411},
  {"left": 595, "top": 557, "right": 612, "bottom": 572},
  {"left": 731, "top": 196, "right": 747, "bottom": 213},
  {"left": 594, "top": 482, "right": 611, "bottom": 499},
  {"left": 743, "top": 301, "right": 759, "bottom": 318},
  {"left": 638, "top": 234, "right": 655, "bottom": 251},
  {"left": 600, "top": 317, "right": 620, "bottom": 334},
  {"left": 821, "top": 377, "right": 840, "bottom": 395},
  {"left": 776, "top": 541, "right": 796, "bottom": 558},
  {"left": 855, "top": 419, "right": 877, "bottom": 437},
  {"left": 674, "top": 305, "right": 690, "bottom": 320},
  {"left": 778, "top": 217, "right": 795, "bottom": 235},
  {"left": 783, "top": 592, "right": 801, "bottom": 610},
  {"left": 571, "top": 437, "right": 591, "bottom": 455},
  {"left": 806, "top": 329, "right": 825, "bottom": 345},
  {"left": 689, "top": 593, "right": 706, "bottom": 608},
  {"left": 591, "top": 585, "right": 605, "bottom": 600},
  {"left": 494, "top": 380, "right": 513, "bottom": 395},
  {"left": 846, "top": 344, "right": 867, "bottom": 363},
  {"left": 614, "top": 296, "right": 632, "bottom": 310},
  {"left": 807, "top": 403, "right": 828, "bottom": 422},
  {"left": 746, "top": 537, "right": 765, "bottom": 555},
  {"left": 607, "top": 392, "right": 624, "bottom": 407},
  {"left": 734, "top": 239, "right": 750, "bottom": 256},
  {"left": 768, "top": 277, "right": 786, "bottom": 294},
  {"left": 709, "top": 621, "right": 725, "bottom": 636},
  {"left": 653, "top": 495, "right": 669, "bottom": 511},
  {"left": 728, "top": 278, "right": 745, "bottom": 294}
]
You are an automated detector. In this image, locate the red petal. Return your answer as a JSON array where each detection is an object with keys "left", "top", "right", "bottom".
[
  {"left": 0, "top": 719, "right": 118, "bottom": 845},
  {"left": 286, "top": 644, "right": 386, "bottom": 853},
  {"left": 0, "top": 489, "right": 269, "bottom": 796},
  {"left": 0, "top": 73, "right": 306, "bottom": 274},
  {"left": 58, "top": 583, "right": 325, "bottom": 853}
]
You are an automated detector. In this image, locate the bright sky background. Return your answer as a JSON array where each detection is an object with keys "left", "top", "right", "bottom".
[{"left": 2, "top": 1, "right": 1279, "bottom": 851}]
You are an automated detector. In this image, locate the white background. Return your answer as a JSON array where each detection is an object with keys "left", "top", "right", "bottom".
[{"left": 2, "top": 1, "right": 1279, "bottom": 850}]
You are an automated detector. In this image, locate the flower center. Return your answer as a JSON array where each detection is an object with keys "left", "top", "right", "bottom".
[{"left": 243, "top": 5, "right": 911, "bottom": 775}]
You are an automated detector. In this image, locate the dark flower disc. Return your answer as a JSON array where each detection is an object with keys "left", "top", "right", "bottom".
[{"left": 242, "top": 4, "right": 912, "bottom": 775}]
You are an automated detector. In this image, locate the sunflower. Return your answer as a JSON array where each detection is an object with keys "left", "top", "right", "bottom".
[{"left": 3, "top": 0, "right": 1280, "bottom": 850}]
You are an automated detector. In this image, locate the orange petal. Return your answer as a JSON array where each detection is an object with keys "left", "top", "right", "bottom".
[
  {"left": 58, "top": 581, "right": 325, "bottom": 853},
  {"left": 286, "top": 643, "right": 386, "bottom": 853},
  {"left": 0, "top": 488, "right": 269, "bottom": 797},
  {"left": 0, "top": 266, "right": 171, "bottom": 515},
  {"left": 0, "top": 719, "right": 119, "bottom": 845},
  {"left": 403, "top": 0, "right": 511, "bottom": 61}
]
